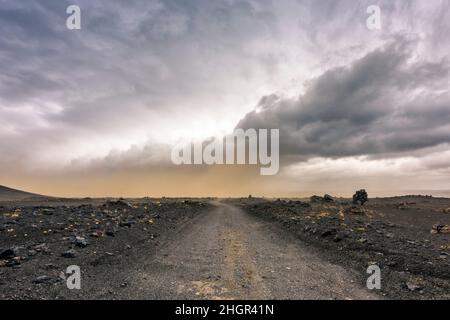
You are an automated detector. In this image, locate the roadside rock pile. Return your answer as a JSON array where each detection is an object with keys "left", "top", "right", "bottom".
[
  {"left": 310, "top": 194, "right": 335, "bottom": 203},
  {"left": 352, "top": 189, "right": 368, "bottom": 205}
]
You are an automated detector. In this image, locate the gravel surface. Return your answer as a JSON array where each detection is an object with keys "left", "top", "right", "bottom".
[
  {"left": 232, "top": 195, "right": 450, "bottom": 299},
  {"left": 0, "top": 198, "right": 211, "bottom": 299},
  {"left": 2, "top": 195, "right": 447, "bottom": 300}
]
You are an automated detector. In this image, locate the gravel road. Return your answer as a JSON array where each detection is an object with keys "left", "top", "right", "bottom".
[{"left": 122, "top": 202, "right": 376, "bottom": 299}]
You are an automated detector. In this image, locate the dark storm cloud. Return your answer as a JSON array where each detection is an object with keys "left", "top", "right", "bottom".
[
  {"left": 1, "top": 0, "right": 449, "bottom": 184},
  {"left": 237, "top": 37, "right": 450, "bottom": 158},
  {"left": 0, "top": 0, "right": 281, "bottom": 120},
  {"left": 0, "top": 0, "right": 282, "bottom": 170}
]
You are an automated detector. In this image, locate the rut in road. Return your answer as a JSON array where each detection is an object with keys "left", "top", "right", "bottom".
[{"left": 130, "top": 202, "right": 377, "bottom": 299}]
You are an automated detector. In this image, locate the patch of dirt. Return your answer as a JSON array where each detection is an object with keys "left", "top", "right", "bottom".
[{"left": 221, "top": 229, "right": 268, "bottom": 299}]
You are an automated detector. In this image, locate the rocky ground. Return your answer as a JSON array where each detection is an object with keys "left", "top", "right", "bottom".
[
  {"left": 232, "top": 195, "right": 450, "bottom": 300},
  {"left": 0, "top": 198, "right": 211, "bottom": 299},
  {"left": 2, "top": 194, "right": 449, "bottom": 300}
]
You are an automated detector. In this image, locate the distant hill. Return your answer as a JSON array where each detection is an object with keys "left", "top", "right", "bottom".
[{"left": 0, "top": 185, "right": 45, "bottom": 201}]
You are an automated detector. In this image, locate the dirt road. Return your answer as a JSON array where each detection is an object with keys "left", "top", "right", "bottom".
[{"left": 124, "top": 202, "right": 376, "bottom": 299}]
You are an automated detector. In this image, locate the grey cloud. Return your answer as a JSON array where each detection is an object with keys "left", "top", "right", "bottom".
[
  {"left": 237, "top": 37, "right": 450, "bottom": 159},
  {"left": 0, "top": 0, "right": 281, "bottom": 168},
  {"left": 0, "top": 0, "right": 279, "bottom": 124},
  {"left": 1, "top": 0, "right": 449, "bottom": 176},
  {"left": 69, "top": 142, "right": 174, "bottom": 172}
]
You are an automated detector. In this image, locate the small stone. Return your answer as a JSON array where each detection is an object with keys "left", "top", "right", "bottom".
[
  {"left": 386, "top": 222, "right": 396, "bottom": 227},
  {"left": 62, "top": 249, "right": 77, "bottom": 258},
  {"left": 45, "top": 263, "right": 58, "bottom": 270},
  {"left": 33, "top": 275, "right": 52, "bottom": 284},
  {"left": 431, "top": 224, "right": 450, "bottom": 234},
  {"left": 321, "top": 229, "right": 336, "bottom": 237},
  {"left": 41, "top": 209, "right": 54, "bottom": 216},
  {"left": 119, "top": 221, "right": 133, "bottom": 227},
  {"left": 386, "top": 261, "right": 398, "bottom": 267},
  {"left": 406, "top": 281, "right": 422, "bottom": 291},
  {"left": 90, "top": 231, "right": 103, "bottom": 238},
  {"left": 6, "top": 257, "right": 21, "bottom": 267},
  {"left": 74, "top": 236, "right": 88, "bottom": 248},
  {"left": 0, "top": 248, "right": 17, "bottom": 260},
  {"left": 34, "top": 243, "right": 50, "bottom": 253}
]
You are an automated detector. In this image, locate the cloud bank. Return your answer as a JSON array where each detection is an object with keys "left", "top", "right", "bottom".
[
  {"left": 0, "top": 0, "right": 449, "bottom": 196},
  {"left": 237, "top": 37, "right": 450, "bottom": 160}
]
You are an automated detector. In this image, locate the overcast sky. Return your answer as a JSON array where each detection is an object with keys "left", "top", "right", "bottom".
[{"left": 1, "top": 0, "right": 449, "bottom": 197}]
